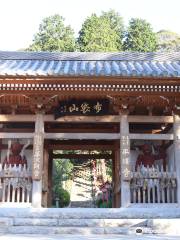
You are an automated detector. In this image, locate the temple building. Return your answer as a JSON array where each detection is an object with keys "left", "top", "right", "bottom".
[{"left": 0, "top": 51, "right": 179, "bottom": 210}]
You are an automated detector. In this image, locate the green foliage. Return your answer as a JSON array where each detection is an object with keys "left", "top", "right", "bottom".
[
  {"left": 156, "top": 30, "right": 180, "bottom": 51},
  {"left": 106, "top": 160, "right": 112, "bottom": 180},
  {"left": 123, "top": 18, "right": 158, "bottom": 52},
  {"left": 53, "top": 158, "right": 74, "bottom": 194},
  {"left": 27, "top": 11, "right": 179, "bottom": 53},
  {"left": 77, "top": 12, "right": 123, "bottom": 52},
  {"left": 28, "top": 14, "right": 76, "bottom": 51},
  {"left": 101, "top": 10, "right": 124, "bottom": 50},
  {"left": 96, "top": 199, "right": 112, "bottom": 208},
  {"left": 56, "top": 188, "right": 70, "bottom": 207}
]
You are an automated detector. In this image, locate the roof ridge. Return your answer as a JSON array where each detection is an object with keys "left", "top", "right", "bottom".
[{"left": 0, "top": 51, "right": 179, "bottom": 61}]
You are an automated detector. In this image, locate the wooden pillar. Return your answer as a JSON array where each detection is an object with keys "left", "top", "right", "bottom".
[
  {"left": 120, "top": 114, "right": 131, "bottom": 207},
  {"left": 47, "top": 150, "right": 53, "bottom": 207},
  {"left": 112, "top": 153, "right": 116, "bottom": 208},
  {"left": 113, "top": 144, "right": 120, "bottom": 208},
  {"left": 42, "top": 141, "right": 49, "bottom": 208},
  {"left": 173, "top": 114, "right": 180, "bottom": 205},
  {"left": 32, "top": 112, "right": 44, "bottom": 208}
]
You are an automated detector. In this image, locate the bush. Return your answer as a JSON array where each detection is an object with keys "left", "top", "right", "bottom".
[
  {"left": 96, "top": 199, "right": 112, "bottom": 208},
  {"left": 56, "top": 188, "right": 70, "bottom": 207}
]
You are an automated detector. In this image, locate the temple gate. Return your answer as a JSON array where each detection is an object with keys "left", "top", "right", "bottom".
[{"left": 0, "top": 51, "right": 179, "bottom": 209}]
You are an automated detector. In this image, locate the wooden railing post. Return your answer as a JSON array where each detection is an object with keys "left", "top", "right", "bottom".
[
  {"left": 32, "top": 112, "right": 44, "bottom": 208},
  {"left": 173, "top": 114, "right": 180, "bottom": 206},
  {"left": 120, "top": 114, "right": 131, "bottom": 207}
]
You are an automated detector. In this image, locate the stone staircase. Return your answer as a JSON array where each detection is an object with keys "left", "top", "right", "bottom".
[
  {"left": 0, "top": 208, "right": 180, "bottom": 235},
  {"left": 70, "top": 164, "right": 95, "bottom": 208}
]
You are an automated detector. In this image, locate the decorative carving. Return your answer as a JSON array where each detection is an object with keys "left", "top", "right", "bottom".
[
  {"left": 112, "top": 97, "right": 136, "bottom": 114},
  {"left": 29, "top": 94, "right": 59, "bottom": 113},
  {"left": 0, "top": 164, "right": 32, "bottom": 203},
  {"left": 3, "top": 177, "right": 32, "bottom": 191},
  {"left": 0, "top": 94, "right": 59, "bottom": 113},
  {"left": 130, "top": 164, "right": 177, "bottom": 203},
  {"left": 112, "top": 95, "right": 180, "bottom": 115}
]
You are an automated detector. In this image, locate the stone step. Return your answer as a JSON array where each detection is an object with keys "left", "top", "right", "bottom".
[
  {"left": 147, "top": 219, "right": 180, "bottom": 235},
  {"left": 0, "top": 227, "right": 8, "bottom": 234},
  {"left": 1, "top": 211, "right": 180, "bottom": 235},
  {"left": 7, "top": 226, "right": 154, "bottom": 235},
  {"left": 0, "top": 207, "right": 180, "bottom": 219},
  {"left": 12, "top": 218, "right": 147, "bottom": 227},
  {"left": 70, "top": 201, "right": 94, "bottom": 208},
  {"left": 0, "top": 217, "right": 13, "bottom": 226}
]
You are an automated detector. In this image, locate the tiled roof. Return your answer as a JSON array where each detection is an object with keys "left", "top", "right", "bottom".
[{"left": 0, "top": 51, "right": 179, "bottom": 77}]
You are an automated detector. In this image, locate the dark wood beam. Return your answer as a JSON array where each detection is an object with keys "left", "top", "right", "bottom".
[
  {"left": 48, "top": 144, "right": 116, "bottom": 151},
  {"left": 48, "top": 140, "right": 117, "bottom": 150},
  {"left": 52, "top": 153, "right": 112, "bottom": 160}
]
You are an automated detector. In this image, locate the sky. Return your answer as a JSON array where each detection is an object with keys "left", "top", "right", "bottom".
[{"left": 0, "top": 0, "right": 180, "bottom": 51}]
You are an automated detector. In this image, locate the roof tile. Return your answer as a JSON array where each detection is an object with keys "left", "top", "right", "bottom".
[{"left": 0, "top": 51, "right": 179, "bottom": 78}]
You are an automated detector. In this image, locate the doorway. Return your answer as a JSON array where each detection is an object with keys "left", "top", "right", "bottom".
[{"left": 45, "top": 139, "right": 120, "bottom": 208}]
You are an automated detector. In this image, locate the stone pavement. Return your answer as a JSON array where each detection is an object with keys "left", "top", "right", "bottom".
[{"left": 0, "top": 234, "right": 179, "bottom": 240}]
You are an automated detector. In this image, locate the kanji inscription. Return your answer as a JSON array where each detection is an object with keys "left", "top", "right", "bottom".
[
  {"left": 121, "top": 135, "right": 131, "bottom": 181},
  {"left": 54, "top": 99, "right": 109, "bottom": 119},
  {"left": 32, "top": 133, "right": 43, "bottom": 180}
]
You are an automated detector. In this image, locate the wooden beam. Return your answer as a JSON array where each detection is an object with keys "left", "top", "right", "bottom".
[
  {"left": 49, "top": 139, "right": 116, "bottom": 145},
  {"left": 45, "top": 132, "right": 174, "bottom": 140},
  {"left": 45, "top": 115, "right": 174, "bottom": 123},
  {"left": 0, "top": 132, "right": 173, "bottom": 140},
  {"left": 44, "top": 115, "right": 121, "bottom": 123},
  {"left": 0, "top": 133, "right": 34, "bottom": 139},
  {"left": 45, "top": 133, "right": 120, "bottom": 140},
  {"left": 128, "top": 116, "right": 173, "bottom": 123},
  {"left": 0, "top": 115, "right": 36, "bottom": 122},
  {"left": 0, "top": 76, "right": 179, "bottom": 84},
  {"left": 46, "top": 128, "right": 118, "bottom": 133},
  {"left": 130, "top": 133, "right": 174, "bottom": 140},
  {"left": 52, "top": 153, "right": 112, "bottom": 160},
  {"left": 0, "top": 128, "right": 34, "bottom": 133},
  {"left": 48, "top": 144, "right": 116, "bottom": 150},
  {"left": 48, "top": 140, "right": 117, "bottom": 150},
  {"left": 0, "top": 114, "right": 174, "bottom": 123}
]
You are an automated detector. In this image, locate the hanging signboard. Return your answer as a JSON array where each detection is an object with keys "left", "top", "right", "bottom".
[{"left": 54, "top": 99, "right": 110, "bottom": 119}]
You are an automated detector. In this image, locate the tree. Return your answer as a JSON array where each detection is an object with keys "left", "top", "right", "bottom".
[
  {"left": 156, "top": 30, "right": 180, "bottom": 51},
  {"left": 123, "top": 18, "right": 157, "bottom": 52},
  {"left": 101, "top": 10, "right": 124, "bottom": 50},
  {"left": 77, "top": 13, "right": 122, "bottom": 52},
  {"left": 28, "top": 14, "right": 76, "bottom": 51},
  {"left": 53, "top": 158, "right": 74, "bottom": 200}
]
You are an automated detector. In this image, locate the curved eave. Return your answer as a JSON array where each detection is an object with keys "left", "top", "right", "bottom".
[{"left": 0, "top": 60, "right": 179, "bottom": 78}]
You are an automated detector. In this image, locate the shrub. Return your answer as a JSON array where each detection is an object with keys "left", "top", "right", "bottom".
[{"left": 57, "top": 188, "right": 70, "bottom": 207}]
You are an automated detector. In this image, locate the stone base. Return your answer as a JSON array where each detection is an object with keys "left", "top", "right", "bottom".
[
  {"left": 0, "top": 207, "right": 180, "bottom": 219},
  {"left": 0, "top": 207, "right": 180, "bottom": 235}
]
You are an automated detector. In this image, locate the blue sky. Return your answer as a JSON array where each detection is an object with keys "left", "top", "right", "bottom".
[{"left": 0, "top": 0, "right": 180, "bottom": 50}]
